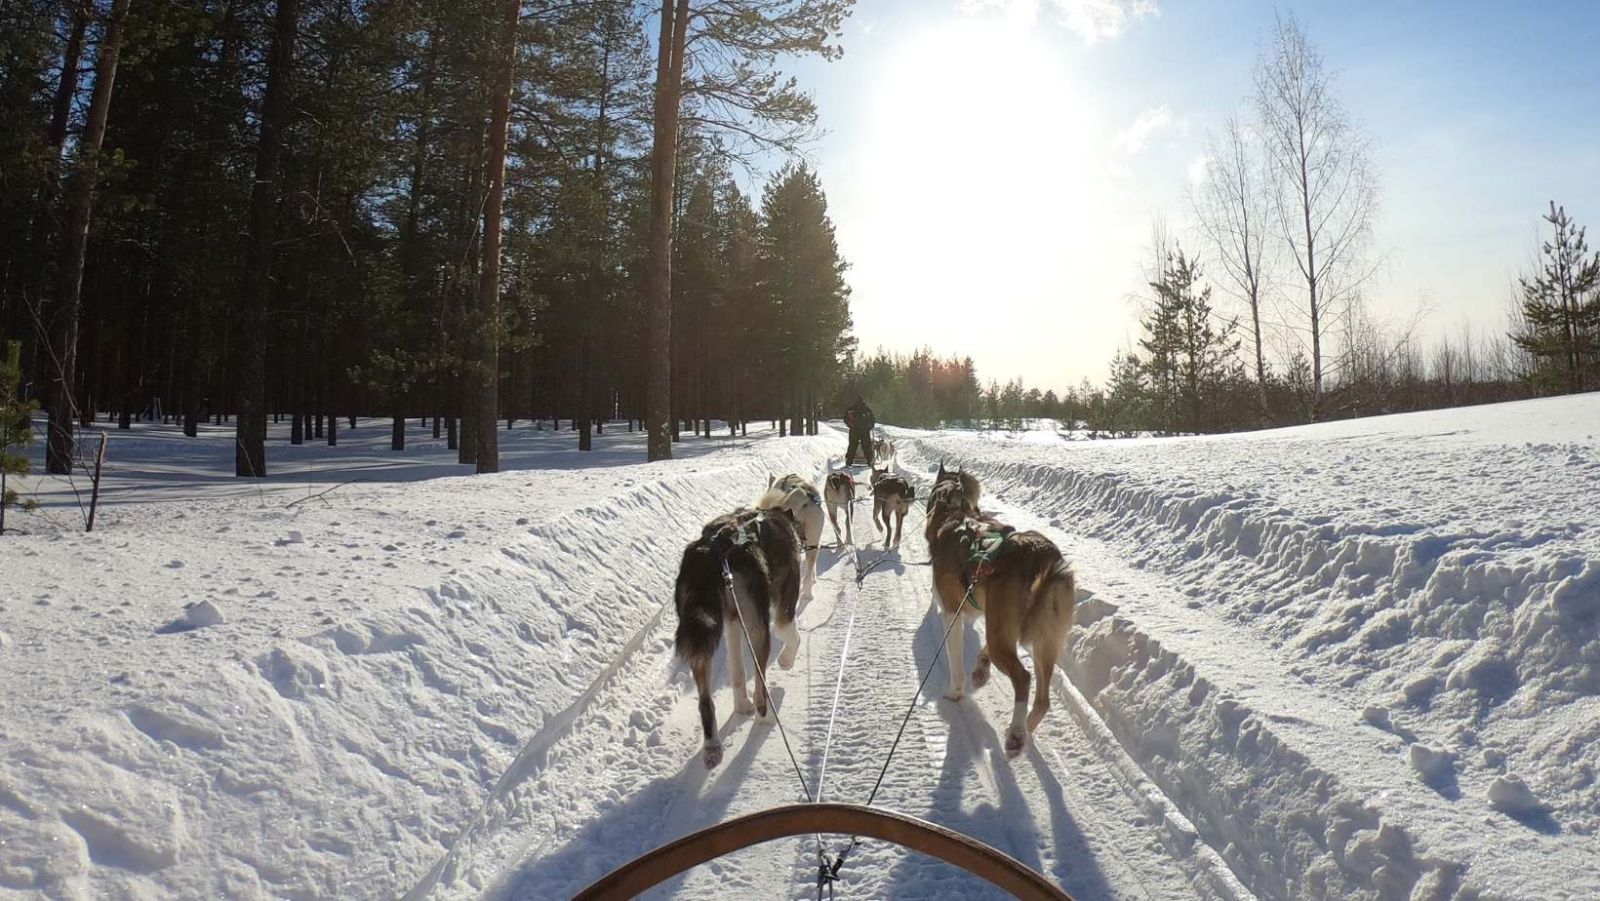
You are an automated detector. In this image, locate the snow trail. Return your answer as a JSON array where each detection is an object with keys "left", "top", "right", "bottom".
[{"left": 417, "top": 456, "right": 1233, "bottom": 899}]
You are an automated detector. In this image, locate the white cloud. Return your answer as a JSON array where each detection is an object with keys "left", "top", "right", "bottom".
[
  {"left": 1187, "top": 153, "right": 1211, "bottom": 186},
  {"left": 961, "top": 0, "right": 1159, "bottom": 44},
  {"left": 1112, "top": 106, "right": 1173, "bottom": 156}
]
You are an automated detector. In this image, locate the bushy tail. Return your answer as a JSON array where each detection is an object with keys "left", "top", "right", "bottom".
[
  {"left": 674, "top": 542, "right": 724, "bottom": 667},
  {"left": 1026, "top": 557, "right": 1078, "bottom": 639}
]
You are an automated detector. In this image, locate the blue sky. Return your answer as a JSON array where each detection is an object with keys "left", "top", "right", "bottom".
[{"left": 765, "top": 0, "right": 1600, "bottom": 391}]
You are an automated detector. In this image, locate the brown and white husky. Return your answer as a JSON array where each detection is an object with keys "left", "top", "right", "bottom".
[
  {"left": 924, "top": 465, "right": 1076, "bottom": 756},
  {"left": 823, "top": 470, "right": 857, "bottom": 545},
  {"left": 869, "top": 467, "right": 915, "bottom": 547}
]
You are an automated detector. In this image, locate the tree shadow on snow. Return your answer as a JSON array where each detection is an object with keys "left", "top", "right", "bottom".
[{"left": 25, "top": 418, "right": 768, "bottom": 508}]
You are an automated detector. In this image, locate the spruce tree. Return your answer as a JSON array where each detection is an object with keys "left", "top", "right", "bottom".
[
  {"left": 1512, "top": 201, "right": 1600, "bottom": 394},
  {"left": 1, "top": 340, "right": 37, "bottom": 533}
]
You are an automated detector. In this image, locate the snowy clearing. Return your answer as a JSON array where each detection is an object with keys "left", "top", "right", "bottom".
[{"left": 4, "top": 397, "right": 1599, "bottom": 900}]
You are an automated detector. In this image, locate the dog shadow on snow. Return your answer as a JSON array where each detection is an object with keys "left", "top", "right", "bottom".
[
  {"left": 491, "top": 656, "right": 789, "bottom": 899},
  {"left": 877, "top": 601, "right": 1120, "bottom": 900}
]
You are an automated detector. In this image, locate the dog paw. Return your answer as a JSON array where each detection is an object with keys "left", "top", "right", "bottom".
[
  {"left": 704, "top": 742, "right": 724, "bottom": 769},
  {"left": 734, "top": 697, "right": 756, "bottom": 716},
  {"left": 942, "top": 686, "right": 965, "bottom": 702},
  {"left": 778, "top": 645, "right": 798, "bottom": 669},
  {"left": 1004, "top": 727, "right": 1027, "bottom": 757},
  {"left": 1027, "top": 706, "right": 1048, "bottom": 732},
  {"left": 756, "top": 704, "right": 775, "bottom": 723}
]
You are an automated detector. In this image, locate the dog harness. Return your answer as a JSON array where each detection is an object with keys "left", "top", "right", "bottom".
[
  {"left": 955, "top": 520, "right": 1015, "bottom": 611},
  {"left": 708, "top": 511, "right": 765, "bottom": 557}
]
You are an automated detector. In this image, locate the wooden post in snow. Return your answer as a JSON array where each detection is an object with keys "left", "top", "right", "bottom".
[{"left": 86, "top": 431, "right": 108, "bottom": 532}]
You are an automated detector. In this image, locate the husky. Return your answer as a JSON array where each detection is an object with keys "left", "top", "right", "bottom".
[
  {"left": 759, "top": 473, "right": 825, "bottom": 600},
  {"left": 924, "top": 464, "right": 1076, "bottom": 756},
  {"left": 873, "top": 435, "right": 895, "bottom": 466},
  {"left": 869, "top": 467, "right": 915, "bottom": 547},
  {"left": 823, "top": 470, "right": 857, "bottom": 546},
  {"left": 673, "top": 507, "right": 804, "bottom": 769}
]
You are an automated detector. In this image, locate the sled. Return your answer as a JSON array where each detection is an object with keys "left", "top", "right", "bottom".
[{"left": 573, "top": 801, "right": 1073, "bottom": 899}]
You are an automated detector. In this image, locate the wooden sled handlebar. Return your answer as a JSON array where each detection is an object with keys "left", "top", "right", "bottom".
[{"left": 572, "top": 801, "right": 1073, "bottom": 900}]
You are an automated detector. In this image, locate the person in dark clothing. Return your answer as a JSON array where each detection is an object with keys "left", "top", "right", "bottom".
[{"left": 843, "top": 396, "right": 876, "bottom": 466}]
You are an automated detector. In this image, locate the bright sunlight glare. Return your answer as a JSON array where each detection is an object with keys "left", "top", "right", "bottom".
[{"left": 843, "top": 17, "right": 1119, "bottom": 387}]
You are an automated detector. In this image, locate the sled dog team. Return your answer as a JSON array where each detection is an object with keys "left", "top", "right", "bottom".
[{"left": 673, "top": 450, "right": 1077, "bottom": 769}]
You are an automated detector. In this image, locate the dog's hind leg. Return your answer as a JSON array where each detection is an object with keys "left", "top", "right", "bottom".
[
  {"left": 972, "top": 642, "right": 992, "bottom": 689},
  {"left": 827, "top": 501, "right": 842, "bottom": 545},
  {"left": 776, "top": 559, "right": 802, "bottom": 670},
  {"left": 724, "top": 619, "right": 755, "bottom": 716},
  {"left": 988, "top": 640, "right": 1032, "bottom": 756},
  {"left": 941, "top": 609, "right": 966, "bottom": 701},
  {"left": 691, "top": 657, "right": 722, "bottom": 768},
  {"left": 752, "top": 625, "right": 774, "bottom": 721},
  {"left": 1027, "top": 637, "right": 1061, "bottom": 733},
  {"left": 802, "top": 511, "right": 821, "bottom": 601}
]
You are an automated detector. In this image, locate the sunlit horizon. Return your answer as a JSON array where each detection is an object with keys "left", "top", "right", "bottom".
[{"left": 777, "top": 0, "right": 1600, "bottom": 394}]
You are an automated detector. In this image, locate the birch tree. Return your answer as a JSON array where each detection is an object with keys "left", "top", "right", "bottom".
[
  {"left": 1254, "top": 14, "right": 1379, "bottom": 420},
  {"left": 1192, "top": 115, "right": 1271, "bottom": 417}
]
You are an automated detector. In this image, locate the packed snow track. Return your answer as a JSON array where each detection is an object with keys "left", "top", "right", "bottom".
[{"left": 410, "top": 450, "right": 1243, "bottom": 900}]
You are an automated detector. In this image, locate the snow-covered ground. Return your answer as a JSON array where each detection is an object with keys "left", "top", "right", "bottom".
[{"left": 3, "top": 397, "right": 1597, "bottom": 899}]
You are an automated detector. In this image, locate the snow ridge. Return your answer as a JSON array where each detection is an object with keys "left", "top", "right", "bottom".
[{"left": 910, "top": 424, "right": 1599, "bottom": 900}]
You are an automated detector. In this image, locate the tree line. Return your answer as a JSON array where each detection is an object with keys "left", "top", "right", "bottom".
[{"left": 0, "top": 0, "right": 855, "bottom": 480}]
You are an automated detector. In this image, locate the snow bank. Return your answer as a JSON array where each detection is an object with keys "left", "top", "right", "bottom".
[
  {"left": 907, "top": 393, "right": 1600, "bottom": 899},
  {"left": 1, "top": 423, "right": 835, "bottom": 898}
]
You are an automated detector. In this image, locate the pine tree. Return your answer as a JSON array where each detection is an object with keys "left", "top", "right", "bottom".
[
  {"left": 1, "top": 340, "right": 37, "bottom": 533},
  {"left": 1140, "top": 248, "right": 1240, "bottom": 433},
  {"left": 1105, "top": 350, "right": 1147, "bottom": 436},
  {"left": 641, "top": 0, "right": 854, "bottom": 460},
  {"left": 754, "top": 163, "right": 852, "bottom": 435},
  {"left": 1512, "top": 201, "right": 1600, "bottom": 394}
]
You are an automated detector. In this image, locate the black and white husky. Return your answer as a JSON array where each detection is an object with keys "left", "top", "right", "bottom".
[
  {"left": 673, "top": 507, "right": 803, "bottom": 769},
  {"left": 758, "top": 473, "right": 825, "bottom": 599}
]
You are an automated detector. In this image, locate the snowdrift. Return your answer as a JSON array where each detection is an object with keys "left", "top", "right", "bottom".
[
  {"left": 908, "top": 392, "right": 1600, "bottom": 899},
  {"left": 1, "top": 423, "right": 833, "bottom": 899}
]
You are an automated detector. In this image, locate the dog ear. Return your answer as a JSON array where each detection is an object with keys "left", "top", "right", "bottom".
[
  {"left": 767, "top": 473, "right": 775, "bottom": 488},
  {"left": 937, "top": 462, "right": 946, "bottom": 478}
]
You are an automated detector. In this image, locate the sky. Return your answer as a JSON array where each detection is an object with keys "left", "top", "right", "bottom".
[{"left": 769, "top": 0, "right": 1600, "bottom": 393}]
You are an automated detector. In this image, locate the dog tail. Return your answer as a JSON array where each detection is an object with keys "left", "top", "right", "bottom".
[
  {"left": 1030, "top": 557, "right": 1077, "bottom": 628},
  {"left": 673, "top": 542, "right": 723, "bottom": 667}
]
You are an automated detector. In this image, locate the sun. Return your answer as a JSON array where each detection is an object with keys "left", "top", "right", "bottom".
[{"left": 846, "top": 16, "right": 1106, "bottom": 377}]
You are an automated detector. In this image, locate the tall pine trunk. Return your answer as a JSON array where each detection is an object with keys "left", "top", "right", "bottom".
[
  {"left": 234, "top": 0, "right": 300, "bottom": 476},
  {"left": 643, "top": 0, "right": 690, "bottom": 461},
  {"left": 472, "top": 0, "right": 520, "bottom": 475},
  {"left": 45, "top": 0, "right": 130, "bottom": 475}
]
